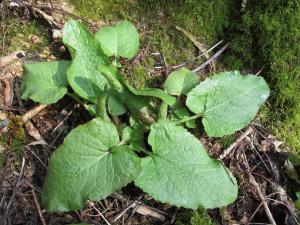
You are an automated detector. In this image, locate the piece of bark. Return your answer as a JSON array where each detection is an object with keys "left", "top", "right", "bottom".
[
  {"left": 135, "top": 205, "right": 165, "bottom": 221},
  {"left": 3, "top": 77, "right": 14, "bottom": 107}
]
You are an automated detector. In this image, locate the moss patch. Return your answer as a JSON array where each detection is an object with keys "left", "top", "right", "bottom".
[
  {"left": 176, "top": 208, "right": 216, "bottom": 225},
  {"left": 0, "top": 18, "right": 50, "bottom": 56},
  {"left": 0, "top": 115, "right": 27, "bottom": 154},
  {"left": 224, "top": 0, "right": 300, "bottom": 153},
  {"left": 68, "top": 0, "right": 233, "bottom": 87}
]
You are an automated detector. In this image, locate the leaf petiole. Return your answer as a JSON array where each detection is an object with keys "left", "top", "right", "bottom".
[
  {"left": 67, "top": 92, "right": 86, "bottom": 107},
  {"left": 175, "top": 114, "right": 202, "bottom": 125}
]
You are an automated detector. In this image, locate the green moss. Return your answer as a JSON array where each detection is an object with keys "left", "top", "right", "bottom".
[
  {"left": 0, "top": 154, "right": 4, "bottom": 167},
  {"left": 69, "top": 0, "right": 232, "bottom": 87},
  {"left": 0, "top": 18, "right": 50, "bottom": 56},
  {"left": 224, "top": 0, "right": 300, "bottom": 153},
  {"left": 159, "top": 0, "right": 233, "bottom": 45},
  {"left": 1, "top": 116, "right": 27, "bottom": 154},
  {"left": 68, "top": 0, "right": 137, "bottom": 21},
  {"left": 176, "top": 208, "right": 216, "bottom": 225},
  {"left": 123, "top": 55, "right": 156, "bottom": 88}
]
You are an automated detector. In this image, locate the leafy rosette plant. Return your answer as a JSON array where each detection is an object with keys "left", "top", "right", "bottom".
[{"left": 21, "top": 19, "right": 270, "bottom": 211}]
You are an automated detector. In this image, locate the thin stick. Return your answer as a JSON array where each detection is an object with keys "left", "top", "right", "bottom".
[
  {"left": 135, "top": 205, "right": 165, "bottom": 221},
  {"left": 266, "top": 198, "right": 299, "bottom": 224},
  {"left": 22, "top": 104, "right": 47, "bottom": 123},
  {"left": 248, "top": 202, "right": 264, "bottom": 223},
  {"left": 87, "top": 200, "right": 111, "bottom": 225},
  {"left": 0, "top": 157, "right": 25, "bottom": 224},
  {"left": 112, "top": 195, "right": 144, "bottom": 222},
  {"left": 219, "top": 127, "right": 253, "bottom": 160},
  {"left": 25, "top": 146, "right": 47, "bottom": 169},
  {"left": 31, "top": 189, "right": 47, "bottom": 225},
  {"left": 242, "top": 153, "right": 277, "bottom": 225},
  {"left": 172, "top": 40, "right": 223, "bottom": 69},
  {"left": 3, "top": 77, "right": 14, "bottom": 107},
  {"left": 28, "top": 5, "right": 61, "bottom": 28},
  {"left": 51, "top": 110, "right": 73, "bottom": 134},
  {"left": 192, "top": 44, "right": 229, "bottom": 73},
  {"left": 175, "top": 26, "right": 210, "bottom": 59},
  {"left": 255, "top": 65, "right": 266, "bottom": 76}
]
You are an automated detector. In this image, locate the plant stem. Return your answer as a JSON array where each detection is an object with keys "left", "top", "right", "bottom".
[
  {"left": 176, "top": 114, "right": 202, "bottom": 125},
  {"left": 67, "top": 92, "right": 85, "bottom": 107},
  {"left": 157, "top": 101, "right": 168, "bottom": 121}
]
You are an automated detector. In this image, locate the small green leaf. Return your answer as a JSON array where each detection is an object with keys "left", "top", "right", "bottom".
[
  {"left": 95, "top": 95, "right": 110, "bottom": 121},
  {"left": 186, "top": 71, "right": 270, "bottom": 137},
  {"left": 130, "top": 125, "right": 145, "bottom": 151},
  {"left": 42, "top": 118, "right": 141, "bottom": 211},
  {"left": 63, "top": 19, "right": 110, "bottom": 102},
  {"left": 95, "top": 21, "right": 139, "bottom": 59},
  {"left": 121, "top": 126, "right": 133, "bottom": 143},
  {"left": 21, "top": 60, "right": 70, "bottom": 104},
  {"left": 134, "top": 121, "right": 238, "bottom": 209},
  {"left": 127, "top": 85, "right": 176, "bottom": 106},
  {"left": 164, "top": 68, "right": 199, "bottom": 96},
  {"left": 121, "top": 125, "right": 144, "bottom": 152},
  {"left": 108, "top": 95, "right": 127, "bottom": 116}
]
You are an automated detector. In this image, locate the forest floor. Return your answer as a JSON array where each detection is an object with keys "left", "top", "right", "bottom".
[{"left": 0, "top": 1, "right": 299, "bottom": 225}]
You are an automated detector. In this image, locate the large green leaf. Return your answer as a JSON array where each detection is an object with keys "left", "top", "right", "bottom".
[
  {"left": 21, "top": 60, "right": 70, "bottom": 104},
  {"left": 164, "top": 67, "right": 199, "bottom": 96},
  {"left": 63, "top": 19, "right": 109, "bottom": 102},
  {"left": 134, "top": 121, "right": 238, "bottom": 209},
  {"left": 95, "top": 21, "right": 139, "bottom": 59},
  {"left": 42, "top": 118, "right": 141, "bottom": 211},
  {"left": 186, "top": 71, "right": 270, "bottom": 137}
]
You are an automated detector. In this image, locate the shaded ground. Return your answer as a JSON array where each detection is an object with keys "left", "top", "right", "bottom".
[{"left": 1, "top": 0, "right": 300, "bottom": 225}]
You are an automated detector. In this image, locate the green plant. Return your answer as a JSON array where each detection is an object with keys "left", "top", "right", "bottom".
[{"left": 21, "top": 20, "right": 270, "bottom": 212}]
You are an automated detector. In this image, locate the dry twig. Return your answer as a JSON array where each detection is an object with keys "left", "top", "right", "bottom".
[
  {"left": 113, "top": 194, "right": 165, "bottom": 222},
  {"left": 31, "top": 189, "right": 47, "bottom": 225},
  {"left": 175, "top": 26, "right": 210, "bottom": 59},
  {"left": 87, "top": 200, "right": 111, "bottom": 225},
  {"left": 135, "top": 204, "right": 165, "bottom": 221},
  {"left": 192, "top": 44, "right": 229, "bottom": 72},
  {"left": 219, "top": 127, "right": 253, "bottom": 160},
  {"left": 25, "top": 121, "right": 46, "bottom": 143},
  {"left": 172, "top": 40, "right": 223, "bottom": 69},
  {"left": 242, "top": 152, "right": 277, "bottom": 225},
  {"left": 3, "top": 77, "right": 14, "bottom": 107},
  {"left": 0, "top": 157, "right": 26, "bottom": 224},
  {"left": 22, "top": 104, "right": 47, "bottom": 123}
]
